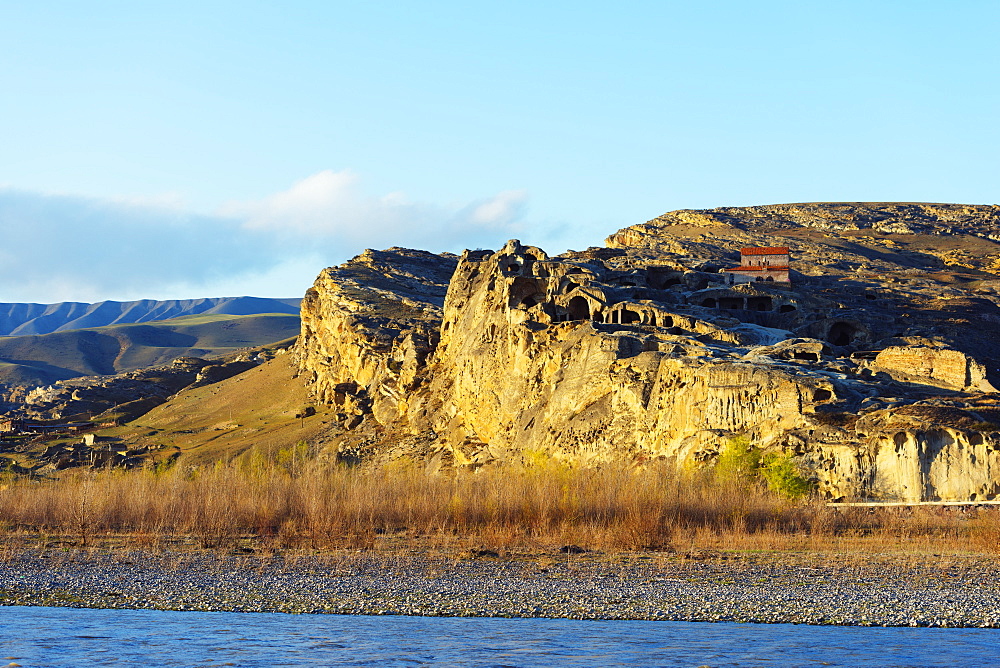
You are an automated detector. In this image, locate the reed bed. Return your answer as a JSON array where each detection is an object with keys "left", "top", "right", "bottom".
[{"left": 1, "top": 456, "right": 998, "bottom": 554}]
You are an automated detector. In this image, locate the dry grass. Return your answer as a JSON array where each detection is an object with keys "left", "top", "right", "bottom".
[
  {"left": 105, "top": 355, "right": 335, "bottom": 466},
  {"left": 1, "top": 456, "right": 999, "bottom": 556}
]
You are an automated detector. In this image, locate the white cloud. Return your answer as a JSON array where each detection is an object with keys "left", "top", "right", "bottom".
[
  {"left": 468, "top": 189, "right": 528, "bottom": 228},
  {"left": 106, "top": 191, "right": 189, "bottom": 212},
  {"left": 0, "top": 173, "right": 534, "bottom": 303},
  {"left": 226, "top": 170, "right": 363, "bottom": 235},
  {"left": 0, "top": 187, "right": 264, "bottom": 302},
  {"left": 152, "top": 255, "right": 329, "bottom": 302},
  {"left": 221, "top": 170, "right": 528, "bottom": 251}
]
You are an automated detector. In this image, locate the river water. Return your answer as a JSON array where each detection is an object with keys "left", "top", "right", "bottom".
[{"left": 2, "top": 606, "right": 997, "bottom": 667}]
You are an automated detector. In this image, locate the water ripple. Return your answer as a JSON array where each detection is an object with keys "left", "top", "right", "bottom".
[{"left": 2, "top": 606, "right": 998, "bottom": 667}]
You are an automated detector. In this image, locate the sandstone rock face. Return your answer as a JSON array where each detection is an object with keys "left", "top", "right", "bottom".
[
  {"left": 421, "top": 241, "right": 835, "bottom": 467},
  {"left": 295, "top": 247, "right": 457, "bottom": 433},
  {"left": 799, "top": 406, "right": 1000, "bottom": 502},
  {"left": 868, "top": 346, "right": 996, "bottom": 393},
  {"left": 296, "top": 203, "right": 1000, "bottom": 502},
  {"left": 870, "top": 429, "right": 1000, "bottom": 502}
]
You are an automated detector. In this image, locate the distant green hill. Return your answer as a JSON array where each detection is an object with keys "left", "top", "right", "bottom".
[{"left": 0, "top": 313, "right": 300, "bottom": 386}]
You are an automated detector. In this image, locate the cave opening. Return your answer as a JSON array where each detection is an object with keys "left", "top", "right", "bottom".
[
  {"left": 620, "top": 309, "right": 640, "bottom": 324},
  {"left": 646, "top": 268, "right": 682, "bottom": 289},
  {"left": 813, "top": 388, "right": 833, "bottom": 402},
  {"left": 747, "top": 297, "right": 773, "bottom": 311},
  {"left": 567, "top": 296, "right": 590, "bottom": 321},
  {"left": 827, "top": 322, "right": 859, "bottom": 347},
  {"left": 509, "top": 277, "right": 544, "bottom": 309}
]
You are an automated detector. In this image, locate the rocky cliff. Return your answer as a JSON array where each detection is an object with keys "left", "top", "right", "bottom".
[
  {"left": 296, "top": 203, "right": 1000, "bottom": 502},
  {"left": 295, "top": 247, "right": 457, "bottom": 456}
]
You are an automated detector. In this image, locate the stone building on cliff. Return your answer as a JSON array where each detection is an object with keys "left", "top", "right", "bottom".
[{"left": 723, "top": 246, "right": 790, "bottom": 284}]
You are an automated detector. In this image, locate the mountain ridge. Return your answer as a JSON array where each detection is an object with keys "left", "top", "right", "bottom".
[
  {"left": 0, "top": 312, "right": 300, "bottom": 386},
  {"left": 8, "top": 201, "right": 1000, "bottom": 503},
  {"left": 0, "top": 296, "right": 300, "bottom": 336}
]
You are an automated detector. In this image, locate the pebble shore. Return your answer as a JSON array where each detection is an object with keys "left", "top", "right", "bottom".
[{"left": 2, "top": 547, "right": 999, "bottom": 627}]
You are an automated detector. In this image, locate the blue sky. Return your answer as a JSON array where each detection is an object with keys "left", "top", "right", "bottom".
[{"left": 2, "top": 1, "right": 998, "bottom": 302}]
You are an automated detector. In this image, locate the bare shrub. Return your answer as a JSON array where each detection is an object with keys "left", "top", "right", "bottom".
[{"left": 0, "top": 457, "right": 996, "bottom": 554}]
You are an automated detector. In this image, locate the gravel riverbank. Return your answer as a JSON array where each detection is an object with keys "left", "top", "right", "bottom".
[{"left": 2, "top": 547, "right": 999, "bottom": 627}]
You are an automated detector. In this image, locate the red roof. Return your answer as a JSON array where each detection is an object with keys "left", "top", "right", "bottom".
[{"left": 741, "top": 246, "right": 789, "bottom": 256}]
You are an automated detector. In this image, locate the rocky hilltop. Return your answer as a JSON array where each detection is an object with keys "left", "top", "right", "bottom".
[{"left": 294, "top": 203, "right": 1000, "bottom": 502}]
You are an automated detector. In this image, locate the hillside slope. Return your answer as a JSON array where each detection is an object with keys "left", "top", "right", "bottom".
[
  {"left": 101, "top": 354, "right": 335, "bottom": 466},
  {"left": 0, "top": 313, "right": 300, "bottom": 385},
  {"left": 0, "top": 296, "right": 300, "bottom": 336}
]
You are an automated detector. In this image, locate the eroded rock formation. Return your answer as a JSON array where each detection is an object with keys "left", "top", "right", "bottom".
[
  {"left": 296, "top": 203, "right": 1000, "bottom": 502},
  {"left": 295, "top": 248, "right": 457, "bottom": 441}
]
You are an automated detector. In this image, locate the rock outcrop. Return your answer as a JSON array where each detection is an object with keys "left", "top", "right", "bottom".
[
  {"left": 296, "top": 203, "right": 1000, "bottom": 502},
  {"left": 866, "top": 346, "right": 996, "bottom": 393},
  {"left": 295, "top": 247, "right": 457, "bottom": 436}
]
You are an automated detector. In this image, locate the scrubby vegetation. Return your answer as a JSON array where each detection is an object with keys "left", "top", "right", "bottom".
[
  {"left": 716, "top": 437, "right": 815, "bottom": 499},
  {"left": 1, "top": 449, "right": 997, "bottom": 555}
]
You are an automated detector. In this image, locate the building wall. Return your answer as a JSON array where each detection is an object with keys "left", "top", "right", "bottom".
[{"left": 743, "top": 253, "right": 789, "bottom": 267}]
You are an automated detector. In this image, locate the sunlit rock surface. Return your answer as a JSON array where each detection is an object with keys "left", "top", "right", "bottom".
[{"left": 297, "top": 203, "right": 1000, "bottom": 501}]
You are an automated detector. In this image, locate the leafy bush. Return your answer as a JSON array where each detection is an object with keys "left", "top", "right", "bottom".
[
  {"left": 760, "top": 453, "right": 815, "bottom": 499},
  {"left": 714, "top": 436, "right": 761, "bottom": 481},
  {"left": 716, "top": 436, "right": 814, "bottom": 499}
]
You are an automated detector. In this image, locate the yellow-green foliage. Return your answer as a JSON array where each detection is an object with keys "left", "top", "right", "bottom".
[
  {"left": 760, "top": 453, "right": 814, "bottom": 499},
  {"left": 715, "top": 436, "right": 814, "bottom": 499},
  {"left": 274, "top": 441, "right": 311, "bottom": 476},
  {"left": 715, "top": 436, "right": 761, "bottom": 480}
]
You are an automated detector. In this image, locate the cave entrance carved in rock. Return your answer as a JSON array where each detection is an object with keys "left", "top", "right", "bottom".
[
  {"left": 620, "top": 309, "right": 640, "bottom": 324},
  {"left": 567, "top": 296, "right": 590, "bottom": 321},
  {"left": 827, "top": 321, "right": 861, "bottom": 347}
]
